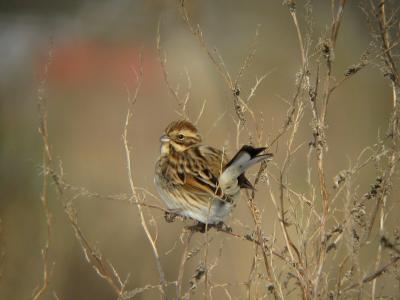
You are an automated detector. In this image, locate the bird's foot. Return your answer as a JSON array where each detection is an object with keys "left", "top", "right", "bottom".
[
  {"left": 186, "top": 221, "right": 232, "bottom": 233},
  {"left": 186, "top": 222, "right": 210, "bottom": 233},
  {"left": 214, "top": 221, "right": 232, "bottom": 233},
  {"left": 164, "top": 210, "right": 180, "bottom": 223}
]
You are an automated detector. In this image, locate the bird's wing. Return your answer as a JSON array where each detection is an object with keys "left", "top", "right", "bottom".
[{"left": 178, "top": 146, "right": 228, "bottom": 198}]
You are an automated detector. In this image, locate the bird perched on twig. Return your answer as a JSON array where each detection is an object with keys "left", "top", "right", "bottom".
[{"left": 154, "top": 120, "right": 272, "bottom": 229}]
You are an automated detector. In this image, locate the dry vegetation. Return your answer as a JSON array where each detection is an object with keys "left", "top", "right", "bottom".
[{"left": 30, "top": 0, "right": 400, "bottom": 299}]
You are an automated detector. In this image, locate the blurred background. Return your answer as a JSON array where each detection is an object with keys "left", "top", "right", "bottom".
[{"left": 0, "top": 0, "right": 398, "bottom": 299}]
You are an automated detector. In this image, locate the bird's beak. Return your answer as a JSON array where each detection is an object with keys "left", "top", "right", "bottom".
[{"left": 160, "top": 134, "right": 170, "bottom": 143}]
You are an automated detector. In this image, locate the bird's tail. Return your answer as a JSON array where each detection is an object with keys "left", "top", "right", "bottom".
[{"left": 219, "top": 145, "right": 273, "bottom": 195}]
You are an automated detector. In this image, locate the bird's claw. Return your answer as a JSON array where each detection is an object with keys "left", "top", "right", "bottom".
[
  {"left": 164, "top": 211, "right": 178, "bottom": 223},
  {"left": 186, "top": 222, "right": 209, "bottom": 233},
  {"left": 214, "top": 221, "right": 232, "bottom": 233},
  {"left": 186, "top": 221, "right": 232, "bottom": 234}
]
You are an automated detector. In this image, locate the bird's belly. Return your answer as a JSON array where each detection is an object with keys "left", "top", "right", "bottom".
[
  {"left": 182, "top": 197, "right": 234, "bottom": 224},
  {"left": 155, "top": 175, "right": 237, "bottom": 224}
]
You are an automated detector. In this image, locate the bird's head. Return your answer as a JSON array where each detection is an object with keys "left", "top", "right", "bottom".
[{"left": 160, "top": 120, "right": 202, "bottom": 154}]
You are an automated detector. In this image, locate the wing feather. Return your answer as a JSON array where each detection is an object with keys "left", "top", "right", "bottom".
[{"left": 179, "top": 146, "right": 228, "bottom": 198}]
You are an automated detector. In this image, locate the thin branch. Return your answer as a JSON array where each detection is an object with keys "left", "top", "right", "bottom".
[
  {"left": 33, "top": 40, "right": 54, "bottom": 300},
  {"left": 122, "top": 54, "right": 167, "bottom": 293},
  {"left": 157, "top": 22, "right": 190, "bottom": 118},
  {"left": 177, "top": 230, "right": 194, "bottom": 299}
]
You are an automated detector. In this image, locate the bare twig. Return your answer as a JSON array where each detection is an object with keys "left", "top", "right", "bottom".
[
  {"left": 122, "top": 54, "right": 167, "bottom": 294},
  {"left": 35, "top": 50, "right": 133, "bottom": 298},
  {"left": 33, "top": 40, "right": 54, "bottom": 300},
  {"left": 177, "top": 230, "right": 194, "bottom": 299},
  {"left": 157, "top": 22, "right": 191, "bottom": 119}
]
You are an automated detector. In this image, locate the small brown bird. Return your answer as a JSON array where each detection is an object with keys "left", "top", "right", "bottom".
[{"left": 154, "top": 120, "right": 272, "bottom": 225}]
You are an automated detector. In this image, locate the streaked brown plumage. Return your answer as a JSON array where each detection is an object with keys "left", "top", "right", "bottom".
[{"left": 154, "top": 120, "right": 272, "bottom": 225}]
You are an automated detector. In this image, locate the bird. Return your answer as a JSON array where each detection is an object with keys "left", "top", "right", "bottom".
[{"left": 154, "top": 120, "right": 272, "bottom": 228}]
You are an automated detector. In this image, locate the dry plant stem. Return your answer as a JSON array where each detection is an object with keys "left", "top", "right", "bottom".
[
  {"left": 279, "top": 102, "right": 303, "bottom": 264},
  {"left": 245, "top": 255, "right": 257, "bottom": 299},
  {"left": 67, "top": 174, "right": 290, "bottom": 270},
  {"left": 157, "top": 23, "right": 190, "bottom": 118},
  {"left": 64, "top": 183, "right": 168, "bottom": 213},
  {"left": 33, "top": 49, "right": 143, "bottom": 299},
  {"left": 343, "top": 253, "right": 400, "bottom": 293},
  {"left": 370, "top": 145, "right": 397, "bottom": 298},
  {"left": 312, "top": 149, "right": 329, "bottom": 298},
  {"left": 287, "top": 4, "right": 320, "bottom": 298},
  {"left": 276, "top": 102, "right": 311, "bottom": 298},
  {"left": 245, "top": 28, "right": 311, "bottom": 297},
  {"left": 371, "top": 200, "right": 386, "bottom": 298},
  {"left": 343, "top": 168, "right": 364, "bottom": 298},
  {"left": 330, "top": 0, "right": 347, "bottom": 49},
  {"left": 312, "top": 2, "right": 347, "bottom": 297},
  {"left": 29, "top": 2, "right": 400, "bottom": 299},
  {"left": 177, "top": 230, "right": 194, "bottom": 299},
  {"left": 37, "top": 70, "right": 127, "bottom": 299},
  {"left": 123, "top": 56, "right": 166, "bottom": 293},
  {"left": 46, "top": 167, "right": 128, "bottom": 298},
  {"left": 123, "top": 282, "right": 178, "bottom": 300},
  {"left": 179, "top": 0, "right": 232, "bottom": 89},
  {"left": 247, "top": 115, "right": 306, "bottom": 298},
  {"left": 322, "top": 0, "right": 347, "bottom": 122},
  {"left": 288, "top": 2, "right": 307, "bottom": 67},
  {"left": 287, "top": 1, "right": 352, "bottom": 297},
  {"left": 246, "top": 192, "right": 281, "bottom": 300},
  {"left": 234, "top": 24, "right": 260, "bottom": 89},
  {"left": 267, "top": 71, "right": 305, "bottom": 152},
  {"left": 265, "top": 102, "right": 310, "bottom": 296},
  {"left": 177, "top": 5, "right": 281, "bottom": 297},
  {"left": 68, "top": 209, "right": 125, "bottom": 297},
  {"left": 33, "top": 42, "right": 54, "bottom": 300},
  {"left": 202, "top": 202, "right": 213, "bottom": 300},
  {"left": 195, "top": 99, "right": 207, "bottom": 125},
  {"left": 32, "top": 146, "right": 53, "bottom": 300},
  {"left": 178, "top": 0, "right": 263, "bottom": 130},
  {"left": 215, "top": 227, "right": 290, "bottom": 263},
  {"left": 369, "top": 1, "right": 400, "bottom": 297},
  {"left": 370, "top": 0, "right": 400, "bottom": 87},
  {"left": 334, "top": 256, "right": 349, "bottom": 297},
  {"left": 49, "top": 145, "right": 126, "bottom": 295}
]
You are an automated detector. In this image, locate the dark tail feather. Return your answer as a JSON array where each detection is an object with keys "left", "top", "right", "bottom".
[
  {"left": 225, "top": 145, "right": 267, "bottom": 169},
  {"left": 238, "top": 173, "right": 254, "bottom": 189},
  {"left": 224, "top": 145, "right": 273, "bottom": 190}
]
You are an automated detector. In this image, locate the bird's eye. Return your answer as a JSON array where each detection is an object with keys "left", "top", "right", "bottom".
[{"left": 177, "top": 134, "right": 184, "bottom": 140}]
